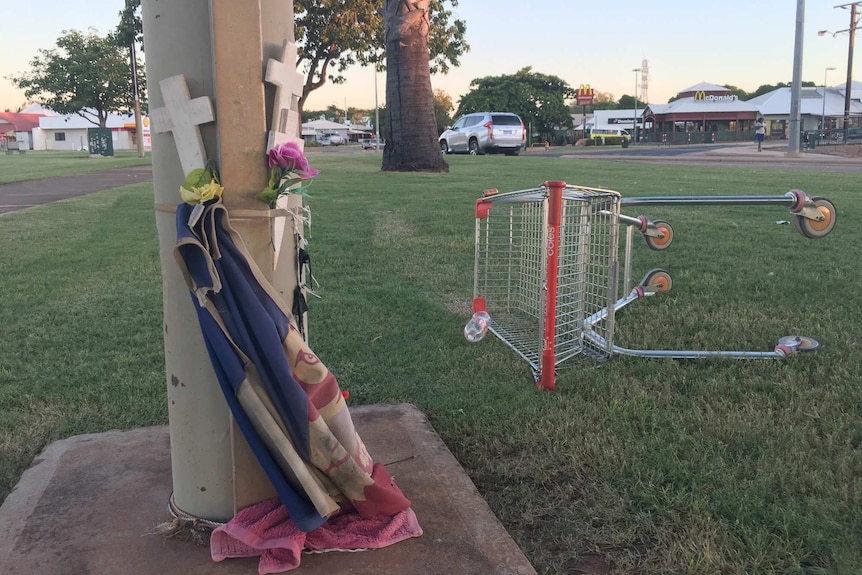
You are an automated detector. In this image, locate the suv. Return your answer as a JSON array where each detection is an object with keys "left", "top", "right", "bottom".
[{"left": 439, "top": 112, "right": 525, "bottom": 156}]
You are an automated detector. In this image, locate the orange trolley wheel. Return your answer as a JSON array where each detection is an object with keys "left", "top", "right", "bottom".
[
  {"left": 643, "top": 219, "right": 674, "bottom": 251},
  {"left": 793, "top": 197, "right": 836, "bottom": 239},
  {"left": 641, "top": 268, "right": 673, "bottom": 294}
]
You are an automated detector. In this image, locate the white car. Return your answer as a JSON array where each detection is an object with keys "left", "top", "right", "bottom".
[{"left": 318, "top": 133, "right": 344, "bottom": 146}]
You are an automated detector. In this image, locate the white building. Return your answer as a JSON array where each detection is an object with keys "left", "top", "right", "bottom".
[
  {"left": 301, "top": 119, "right": 350, "bottom": 144},
  {"left": 32, "top": 110, "right": 148, "bottom": 152},
  {"left": 747, "top": 82, "right": 862, "bottom": 137}
]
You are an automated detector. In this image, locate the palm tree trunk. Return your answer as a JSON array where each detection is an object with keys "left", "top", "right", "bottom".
[{"left": 381, "top": 0, "right": 448, "bottom": 172}]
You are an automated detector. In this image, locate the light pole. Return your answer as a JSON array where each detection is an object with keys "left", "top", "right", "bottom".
[
  {"left": 819, "top": 2, "right": 862, "bottom": 144},
  {"left": 822, "top": 66, "right": 836, "bottom": 141},
  {"left": 374, "top": 65, "right": 381, "bottom": 149},
  {"left": 632, "top": 68, "right": 641, "bottom": 144}
]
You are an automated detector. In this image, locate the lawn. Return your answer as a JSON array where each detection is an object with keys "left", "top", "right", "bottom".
[
  {"left": 0, "top": 150, "right": 152, "bottom": 184},
  {"left": 0, "top": 153, "right": 859, "bottom": 574}
]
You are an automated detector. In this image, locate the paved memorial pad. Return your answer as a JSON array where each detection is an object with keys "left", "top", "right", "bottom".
[{"left": 0, "top": 403, "right": 536, "bottom": 575}]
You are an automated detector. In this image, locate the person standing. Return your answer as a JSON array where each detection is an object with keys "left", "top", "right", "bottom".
[{"left": 755, "top": 117, "right": 766, "bottom": 151}]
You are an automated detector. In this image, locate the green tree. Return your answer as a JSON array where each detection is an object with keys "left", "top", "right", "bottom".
[
  {"left": 585, "top": 91, "right": 618, "bottom": 111},
  {"left": 617, "top": 94, "right": 644, "bottom": 109},
  {"left": 432, "top": 89, "right": 453, "bottom": 135},
  {"left": 457, "top": 67, "right": 575, "bottom": 140},
  {"left": 294, "top": 0, "right": 467, "bottom": 115},
  {"left": 8, "top": 29, "right": 137, "bottom": 128}
]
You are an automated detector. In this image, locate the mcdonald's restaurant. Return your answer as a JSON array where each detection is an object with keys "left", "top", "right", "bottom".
[{"left": 642, "top": 82, "right": 759, "bottom": 144}]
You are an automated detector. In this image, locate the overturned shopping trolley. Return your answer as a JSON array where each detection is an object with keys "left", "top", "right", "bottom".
[{"left": 466, "top": 181, "right": 837, "bottom": 391}]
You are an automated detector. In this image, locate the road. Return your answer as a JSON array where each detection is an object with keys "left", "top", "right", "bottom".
[{"left": 1, "top": 145, "right": 860, "bottom": 215}]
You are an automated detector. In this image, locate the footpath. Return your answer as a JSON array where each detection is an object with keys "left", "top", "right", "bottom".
[{"left": 0, "top": 166, "right": 153, "bottom": 214}]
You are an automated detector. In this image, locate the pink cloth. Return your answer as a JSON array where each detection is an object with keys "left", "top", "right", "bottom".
[{"left": 211, "top": 499, "right": 423, "bottom": 574}]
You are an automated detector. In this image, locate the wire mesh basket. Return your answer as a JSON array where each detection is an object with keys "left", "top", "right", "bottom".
[
  {"left": 470, "top": 182, "right": 837, "bottom": 392},
  {"left": 473, "top": 181, "right": 621, "bottom": 388}
]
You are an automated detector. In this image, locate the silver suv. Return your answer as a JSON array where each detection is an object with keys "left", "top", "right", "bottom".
[{"left": 439, "top": 112, "right": 525, "bottom": 156}]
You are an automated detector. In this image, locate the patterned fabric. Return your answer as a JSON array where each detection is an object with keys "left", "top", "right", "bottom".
[
  {"left": 210, "top": 498, "right": 422, "bottom": 573},
  {"left": 174, "top": 200, "right": 413, "bottom": 532}
]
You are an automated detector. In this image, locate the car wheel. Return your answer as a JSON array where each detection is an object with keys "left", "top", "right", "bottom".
[
  {"left": 468, "top": 139, "right": 480, "bottom": 155},
  {"left": 440, "top": 141, "right": 449, "bottom": 154}
]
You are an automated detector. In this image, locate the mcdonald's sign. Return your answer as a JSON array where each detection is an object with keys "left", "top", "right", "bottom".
[
  {"left": 693, "top": 91, "right": 738, "bottom": 103},
  {"left": 576, "top": 84, "right": 595, "bottom": 105}
]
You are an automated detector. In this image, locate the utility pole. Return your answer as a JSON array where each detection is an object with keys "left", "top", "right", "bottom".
[
  {"left": 819, "top": 2, "right": 862, "bottom": 144},
  {"left": 842, "top": 3, "right": 858, "bottom": 143},
  {"left": 130, "top": 41, "right": 145, "bottom": 158},
  {"left": 788, "top": 0, "right": 805, "bottom": 155}
]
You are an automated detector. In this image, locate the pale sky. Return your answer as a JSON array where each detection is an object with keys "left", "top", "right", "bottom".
[{"left": 0, "top": 1, "right": 858, "bottom": 113}]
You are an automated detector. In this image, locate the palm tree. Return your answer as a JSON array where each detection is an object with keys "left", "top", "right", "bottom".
[{"left": 381, "top": 0, "right": 448, "bottom": 172}]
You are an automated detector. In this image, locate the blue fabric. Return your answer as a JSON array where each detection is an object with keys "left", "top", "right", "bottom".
[{"left": 175, "top": 202, "right": 326, "bottom": 532}]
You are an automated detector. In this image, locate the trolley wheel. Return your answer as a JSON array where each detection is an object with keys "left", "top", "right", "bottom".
[
  {"left": 640, "top": 268, "right": 673, "bottom": 294},
  {"left": 793, "top": 197, "right": 836, "bottom": 239},
  {"left": 644, "top": 220, "right": 674, "bottom": 251},
  {"left": 776, "top": 335, "right": 821, "bottom": 353}
]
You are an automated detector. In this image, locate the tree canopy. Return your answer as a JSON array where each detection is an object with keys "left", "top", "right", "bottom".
[
  {"left": 8, "top": 29, "right": 140, "bottom": 128},
  {"left": 294, "top": 0, "right": 467, "bottom": 111},
  {"left": 456, "top": 67, "right": 575, "bottom": 137}
]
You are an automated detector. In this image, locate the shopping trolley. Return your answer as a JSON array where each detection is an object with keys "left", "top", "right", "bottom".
[{"left": 467, "top": 181, "right": 837, "bottom": 391}]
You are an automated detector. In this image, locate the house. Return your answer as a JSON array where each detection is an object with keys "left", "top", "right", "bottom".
[
  {"left": 301, "top": 119, "right": 350, "bottom": 145},
  {"left": 0, "top": 112, "right": 48, "bottom": 151},
  {"left": 32, "top": 110, "right": 149, "bottom": 152}
]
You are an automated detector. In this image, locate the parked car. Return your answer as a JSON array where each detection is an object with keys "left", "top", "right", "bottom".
[
  {"left": 439, "top": 112, "right": 525, "bottom": 156},
  {"left": 360, "top": 137, "right": 382, "bottom": 149},
  {"left": 318, "top": 132, "right": 344, "bottom": 146}
]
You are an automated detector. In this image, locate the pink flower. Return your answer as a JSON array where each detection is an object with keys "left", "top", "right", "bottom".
[{"left": 268, "top": 141, "right": 319, "bottom": 178}]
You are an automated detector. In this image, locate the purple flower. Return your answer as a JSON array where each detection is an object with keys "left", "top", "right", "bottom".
[{"left": 268, "top": 142, "right": 314, "bottom": 173}]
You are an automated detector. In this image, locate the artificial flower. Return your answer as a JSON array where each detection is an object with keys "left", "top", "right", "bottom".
[
  {"left": 257, "top": 142, "right": 320, "bottom": 208},
  {"left": 180, "top": 180, "right": 224, "bottom": 205},
  {"left": 180, "top": 166, "right": 223, "bottom": 205}
]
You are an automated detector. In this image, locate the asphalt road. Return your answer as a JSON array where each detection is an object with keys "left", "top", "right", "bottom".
[
  {"left": 2, "top": 146, "right": 860, "bottom": 215},
  {"left": 0, "top": 166, "right": 153, "bottom": 214}
]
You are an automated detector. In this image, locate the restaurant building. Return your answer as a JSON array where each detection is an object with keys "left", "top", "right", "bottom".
[{"left": 641, "top": 82, "right": 759, "bottom": 143}]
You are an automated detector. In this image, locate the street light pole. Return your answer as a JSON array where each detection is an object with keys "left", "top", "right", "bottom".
[
  {"left": 633, "top": 68, "right": 641, "bottom": 144},
  {"left": 374, "top": 66, "right": 381, "bottom": 149},
  {"left": 822, "top": 66, "right": 836, "bottom": 141}
]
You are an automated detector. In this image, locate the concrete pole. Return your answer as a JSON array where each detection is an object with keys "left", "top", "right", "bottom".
[
  {"left": 142, "top": 0, "right": 296, "bottom": 522},
  {"left": 788, "top": 0, "right": 805, "bottom": 155}
]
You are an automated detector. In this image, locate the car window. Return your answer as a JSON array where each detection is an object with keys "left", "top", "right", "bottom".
[
  {"left": 464, "top": 116, "right": 484, "bottom": 127},
  {"left": 451, "top": 117, "right": 467, "bottom": 130},
  {"left": 492, "top": 115, "right": 520, "bottom": 126}
]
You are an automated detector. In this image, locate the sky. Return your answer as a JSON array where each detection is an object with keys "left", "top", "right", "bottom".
[{"left": 1, "top": 0, "right": 859, "bottom": 114}]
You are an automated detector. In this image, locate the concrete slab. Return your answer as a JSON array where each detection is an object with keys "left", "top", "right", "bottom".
[{"left": 0, "top": 403, "right": 536, "bottom": 575}]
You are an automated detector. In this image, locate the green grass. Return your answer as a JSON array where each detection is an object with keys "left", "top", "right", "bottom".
[
  {"left": 0, "top": 150, "right": 152, "bottom": 184},
  {"left": 1, "top": 154, "right": 860, "bottom": 574}
]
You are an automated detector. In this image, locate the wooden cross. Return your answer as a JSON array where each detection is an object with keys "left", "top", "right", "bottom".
[
  {"left": 150, "top": 74, "right": 215, "bottom": 175},
  {"left": 265, "top": 40, "right": 305, "bottom": 150}
]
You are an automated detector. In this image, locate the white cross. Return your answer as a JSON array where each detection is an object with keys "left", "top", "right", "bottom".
[
  {"left": 150, "top": 74, "right": 215, "bottom": 176},
  {"left": 265, "top": 40, "right": 305, "bottom": 150}
]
